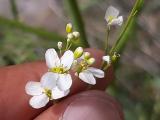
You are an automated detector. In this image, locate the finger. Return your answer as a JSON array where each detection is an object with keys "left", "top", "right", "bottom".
[
  {"left": 0, "top": 48, "right": 113, "bottom": 120},
  {"left": 35, "top": 90, "right": 123, "bottom": 120}
]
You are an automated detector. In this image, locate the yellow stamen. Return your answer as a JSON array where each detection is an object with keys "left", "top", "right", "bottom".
[
  {"left": 49, "top": 66, "right": 67, "bottom": 74},
  {"left": 43, "top": 88, "right": 52, "bottom": 99},
  {"left": 108, "top": 16, "right": 115, "bottom": 22}
]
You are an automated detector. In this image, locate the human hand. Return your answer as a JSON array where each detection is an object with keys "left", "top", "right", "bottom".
[{"left": 0, "top": 48, "right": 123, "bottom": 120}]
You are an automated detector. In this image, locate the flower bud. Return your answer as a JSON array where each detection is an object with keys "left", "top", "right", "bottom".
[
  {"left": 87, "top": 58, "right": 95, "bottom": 65},
  {"left": 73, "top": 31, "right": 80, "bottom": 39},
  {"left": 67, "top": 33, "right": 74, "bottom": 39},
  {"left": 102, "top": 55, "right": 110, "bottom": 64},
  {"left": 66, "top": 23, "right": 73, "bottom": 33},
  {"left": 84, "top": 52, "right": 91, "bottom": 60},
  {"left": 74, "top": 47, "right": 83, "bottom": 59},
  {"left": 67, "top": 38, "right": 71, "bottom": 43},
  {"left": 57, "top": 42, "right": 62, "bottom": 49},
  {"left": 111, "top": 53, "right": 120, "bottom": 62}
]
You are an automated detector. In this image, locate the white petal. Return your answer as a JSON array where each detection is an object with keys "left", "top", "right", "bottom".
[
  {"left": 60, "top": 50, "right": 74, "bottom": 70},
  {"left": 79, "top": 70, "right": 96, "bottom": 85},
  {"left": 29, "top": 94, "right": 49, "bottom": 109},
  {"left": 52, "top": 87, "right": 70, "bottom": 99},
  {"left": 57, "top": 74, "right": 72, "bottom": 91},
  {"left": 25, "top": 81, "right": 43, "bottom": 96},
  {"left": 117, "top": 16, "right": 123, "bottom": 26},
  {"left": 87, "top": 67, "right": 104, "bottom": 78},
  {"left": 40, "top": 72, "right": 58, "bottom": 89},
  {"left": 103, "top": 55, "right": 110, "bottom": 64},
  {"left": 45, "top": 48, "right": 60, "bottom": 68},
  {"left": 105, "top": 6, "right": 119, "bottom": 21},
  {"left": 110, "top": 16, "right": 123, "bottom": 26}
]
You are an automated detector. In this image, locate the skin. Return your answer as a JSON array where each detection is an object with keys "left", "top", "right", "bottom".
[{"left": 0, "top": 48, "right": 122, "bottom": 120}]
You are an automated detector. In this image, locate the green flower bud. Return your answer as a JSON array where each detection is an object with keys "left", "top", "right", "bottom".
[
  {"left": 74, "top": 47, "right": 83, "bottom": 59},
  {"left": 57, "top": 41, "right": 62, "bottom": 49},
  {"left": 84, "top": 52, "right": 91, "bottom": 60},
  {"left": 111, "top": 52, "right": 120, "bottom": 62},
  {"left": 87, "top": 58, "right": 95, "bottom": 65},
  {"left": 66, "top": 23, "right": 73, "bottom": 33},
  {"left": 67, "top": 38, "right": 71, "bottom": 43}
]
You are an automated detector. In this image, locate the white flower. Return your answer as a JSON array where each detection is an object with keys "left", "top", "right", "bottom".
[
  {"left": 45, "top": 48, "right": 74, "bottom": 91},
  {"left": 105, "top": 6, "right": 123, "bottom": 26},
  {"left": 78, "top": 67, "right": 104, "bottom": 85},
  {"left": 25, "top": 72, "right": 69, "bottom": 109},
  {"left": 103, "top": 55, "right": 111, "bottom": 64},
  {"left": 74, "top": 52, "right": 104, "bottom": 85}
]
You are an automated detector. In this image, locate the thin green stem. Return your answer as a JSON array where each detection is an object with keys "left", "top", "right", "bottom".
[
  {"left": 102, "top": 0, "right": 144, "bottom": 70},
  {"left": 64, "top": 0, "right": 89, "bottom": 48},
  {"left": 9, "top": 0, "right": 19, "bottom": 20},
  {"left": 0, "top": 17, "right": 65, "bottom": 43},
  {"left": 105, "top": 26, "right": 110, "bottom": 54},
  {"left": 109, "top": 0, "right": 144, "bottom": 54},
  {"left": 68, "top": 43, "right": 73, "bottom": 50},
  {"left": 103, "top": 64, "right": 110, "bottom": 71}
]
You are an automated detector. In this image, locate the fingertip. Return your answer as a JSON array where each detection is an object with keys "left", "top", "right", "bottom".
[{"left": 35, "top": 90, "right": 124, "bottom": 120}]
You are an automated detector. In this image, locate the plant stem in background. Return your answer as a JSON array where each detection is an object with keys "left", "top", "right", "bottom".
[
  {"left": 105, "top": 26, "right": 110, "bottom": 54},
  {"left": 109, "top": 0, "right": 144, "bottom": 54},
  {"left": 9, "top": 0, "right": 19, "bottom": 20},
  {"left": 0, "top": 17, "right": 65, "bottom": 44},
  {"left": 64, "top": 0, "right": 89, "bottom": 48}
]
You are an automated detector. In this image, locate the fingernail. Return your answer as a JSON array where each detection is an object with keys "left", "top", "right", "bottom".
[{"left": 61, "top": 90, "right": 123, "bottom": 120}]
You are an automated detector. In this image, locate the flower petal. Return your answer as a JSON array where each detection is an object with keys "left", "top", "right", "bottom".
[
  {"left": 60, "top": 50, "right": 74, "bottom": 70},
  {"left": 79, "top": 70, "right": 96, "bottom": 85},
  {"left": 57, "top": 74, "right": 72, "bottom": 91},
  {"left": 25, "top": 81, "right": 43, "bottom": 96},
  {"left": 87, "top": 67, "right": 104, "bottom": 78},
  {"left": 40, "top": 72, "right": 58, "bottom": 89},
  {"left": 45, "top": 48, "right": 60, "bottom": 68},
  {"left": 103, "top": 55, "right": 110, "bottom": 64},
  {"left": 105, "top": 6, "right": 119, "bottom": 22},
  {"left": 29, "top": 94, "right": 49, "bottom": 109},
  {"left": 52, "top": 87, "right": 70, "bottom": 99},
  {"left": 110, "top": 16, "right": 123, "bottom": 26}
]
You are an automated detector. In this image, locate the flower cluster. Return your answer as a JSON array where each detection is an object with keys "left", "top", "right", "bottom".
[
  {"left": 25, "top": 6, "right": 123, "bottom": 109},
  {"left": 25, "top": 23, "right": 104, "bottom": 109}
]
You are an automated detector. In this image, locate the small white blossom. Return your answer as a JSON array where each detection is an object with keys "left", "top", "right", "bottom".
[
  {"left": 25, "top": 72, "right": 69, "bottom": 109},
  {"left": 78, "top": 67, "right": 104, "bottom": 85},
  {"left": 75, "top": 55, "right": 104, "bottom": 85},
  {"left": 103, "top": 55, "right": 111, "bottom": 64},
  {"left": 45, "top": 49, "right": 74, "bottom": 91},
  {"left": 105, "top": 6, "right": 123, "bottom": 26}
]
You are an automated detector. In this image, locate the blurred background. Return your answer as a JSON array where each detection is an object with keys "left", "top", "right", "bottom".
[{"left": 0, "top": 0, "right": 160, "bottom": 119}]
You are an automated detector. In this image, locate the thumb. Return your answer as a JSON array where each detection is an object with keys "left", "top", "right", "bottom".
[{"left": 35, "top": 90, "right": 124, "bottom": 120}]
